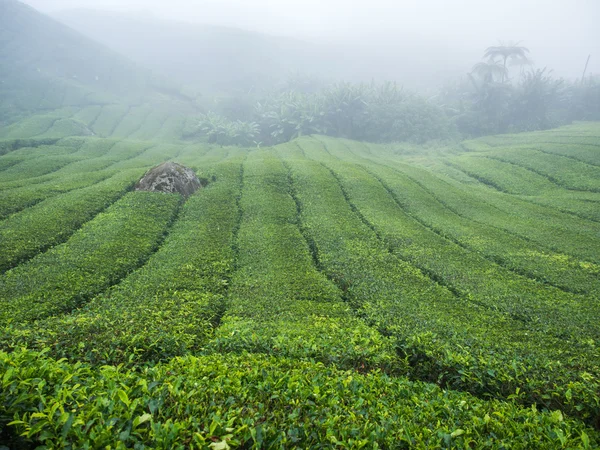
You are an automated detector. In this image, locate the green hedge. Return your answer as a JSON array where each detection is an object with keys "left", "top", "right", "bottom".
[
  {"left": 0, "top": 170, "right": 113, "bottom": 219},
  {"left": 278, "top": 142, "right": 600, "bottom": 425},
  {"left": 208, "top": 149, "right": 399, "bottom": 372},
  {"left": 0, "top": 148, "right": 81, "bottom": 183},
  {"left": 91, "top": 104, "right": 130, "bottom": 137},
  {"left": 0, "top": 191, "right": 180, "bottom": 325},
  {"left": 0, "top": 137, "right": 61, "bottom": 157},
  {"left": 0, "top": 156, "right": 240, "bottom": 365},
  {"left": 328, "top": 137, "right": 600, "bottom": 293},
  {"left": 1, "top": 349, "right": 597, "bottom": 449},
  {"left": 129, "top": 110, "right": 171, "bottom": 141},
  {"left": 446, "top": 152, "right": 600, "bottom": 221},
  {"left": 112, "top": 105, "right": 153, "bottom": 138},
  {"left": 448, "top": 154, "right": 560, "bottom": 195},
  {"left": 367, "top": 144, "right": 600, "bottom": 264},
  {"left": 0, "top": 139, "right": 122, "bottom": 218},
  {"left": 71, "top": 105, "right": 103, "bottom": 127},
  {"left": 0, "top": 169, "right": 141, "bottom": 272},
  {"left": 484, "top": 148, "right": 600, "bottom": 193}
]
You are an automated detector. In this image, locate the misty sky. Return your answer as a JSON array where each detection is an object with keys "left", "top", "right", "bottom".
[{"left": 20, "top": 0, "right": 600, "bottom": 79}]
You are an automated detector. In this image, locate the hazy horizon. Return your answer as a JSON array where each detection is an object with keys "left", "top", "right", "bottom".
[{"left": 18, "top": 0, "right": 600, "bottom": 81}]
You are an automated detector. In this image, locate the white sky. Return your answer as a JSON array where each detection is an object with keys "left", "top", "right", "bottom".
[{"left": 20, "top": 0, "right": 600, "bottom": 78}]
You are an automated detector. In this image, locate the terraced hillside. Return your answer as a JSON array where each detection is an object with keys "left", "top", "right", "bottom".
[
  {"left": 0, "top": 0, "right": 196, "bottom": 141},
  {"left": 0, "top": 122, "right": 599, "bottom": 448},
  {"left": 0, "top": 103, "right": 192, "bottom": 142}
]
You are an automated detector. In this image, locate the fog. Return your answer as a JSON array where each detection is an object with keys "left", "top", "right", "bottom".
[{"left": 20, "top": 0, "right": 600, "bottom": 83}]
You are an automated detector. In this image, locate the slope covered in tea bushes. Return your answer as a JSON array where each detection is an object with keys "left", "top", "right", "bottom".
[{"left": 0, "top": 122, "right": 599, "bottom": 448}]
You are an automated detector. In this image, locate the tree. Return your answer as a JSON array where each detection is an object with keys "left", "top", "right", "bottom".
[
  {"left": 471, "top": 61, "right": 507, "bottom": 83},
  {"left": 483, "top": 43, "right": 531, "bottom": 83},
  {"left": 511, "top": 68, "right": 564, "bottom": 130}
]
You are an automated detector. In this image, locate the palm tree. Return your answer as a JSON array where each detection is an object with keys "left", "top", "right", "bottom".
[
  {"left": 483, "top": 42, "right": 531, "bottom": 83},
  {"left": 471, "top": 61, "right": 507, "bottom": 83}
]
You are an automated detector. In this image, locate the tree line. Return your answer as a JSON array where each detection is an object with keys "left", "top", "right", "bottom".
[{"left": 185, "top": 44, "right": 600, "bottom": 146}]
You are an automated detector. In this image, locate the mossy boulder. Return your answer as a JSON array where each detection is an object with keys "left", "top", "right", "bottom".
[{"left": 135, "top": 162, "right": 201, "bottom": 198}]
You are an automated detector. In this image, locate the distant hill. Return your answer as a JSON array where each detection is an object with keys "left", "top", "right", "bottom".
[
  {"left": 53, "top": 9, "right": 469, "bottom": 95},
  {"left": 0, "top": 0, "right": 193, "bottom": 127},
  {"left": 53, "top": 9, "right": 336, "bottom": 94}
]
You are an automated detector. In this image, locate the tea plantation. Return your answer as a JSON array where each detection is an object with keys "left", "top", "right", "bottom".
[{"left": 0, "top": 122, "right": 599, "bottom": 448}]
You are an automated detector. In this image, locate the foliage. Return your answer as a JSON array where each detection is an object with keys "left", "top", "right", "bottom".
[
  {"left": 189, "top": 82, "right": 453, "bottom": 146},
  {"left": 483, "top": 42, "right": 531, "bottom": 83},
  {"left": 0, "top": 137, "right": 198, "bottom": 273},
  {"left": 193, "top": 112, "right": 260, "bottom": 146},
  {"left": 207, "top": 149, "right": 401, "bottom": 372},
  {"left": 178, "top": 45, "right": 600, "bottom": 146},
  {"left": 454, "top": 148, "right": 600, "bottom": 193},
  {"left": 0, "top": 170, "right": 141, "bottom": 272},
  {"left": 0, "top": 137, "right": 61, "bottom": 157},
  {"left": 0, "top": 191, "right": 181, "bottom": 325},
  {"left": 510, "top": 68, "right": 566, "bottom": 130},
  {"left": 567, "top": 75, "right": 600, "bottom": 121},
  {"left": 1, "top": 125, "right": 600, "bottom": 446},
  {"left": 470, "top": 61, "right": 507, "bottom": 84},
  {"left": 1, "top": 349, "right": 597, "bottom": 449},
  {"left": 0, "top": 170, "right": 113, "bottom": 220},
  {"left": 277, "top": 136, "right": 600, "bottom": 425},
  {"left": 457, "top": 75, "right": 513, "bottom": 135},
  {"left": 254, "top": 90, "right": 328, "bottom": 143},
  {"left": 445, "top": 45, "right": 599, "bottom": 137},
  {"left": 0, "top": 108, "right": 78, "bottom": 140},
  {"left": 0, "top": 157, "right": 242, "bottom": 365}
]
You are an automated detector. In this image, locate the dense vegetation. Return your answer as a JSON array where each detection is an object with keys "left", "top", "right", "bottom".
[
  {"left": 0, "top": 122, "right": 599, "bottom": 448},
  {"left": 1, "top": 1, "right": 600, "bottom": 447},
  {"left": 184, "top": 72, "right": 600, "bottom": 146},
  {"left": 4, "top": 0, "right": 599, "bottom": 150}
]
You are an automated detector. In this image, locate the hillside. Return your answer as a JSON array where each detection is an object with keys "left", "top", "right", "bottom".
[
  {"left": 51, "top": 9, "right": 332, "bottom": 94},
  {"left": 1, "top": 1, "right": 600, "bottom": 446},
  {"left": 53, "top": 9, "right": 469, "bottom": 93},
  {"left": 0, "top": 121, "right": 599, "bottom": 447},
  {"left": 0, "top": 0, "right": 196, "bottom": 132}
]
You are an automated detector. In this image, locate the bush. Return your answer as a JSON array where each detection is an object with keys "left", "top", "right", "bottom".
[
  {"left": 1, "top": 349, "right": 597, "bottom": 449},
  {"left": 189, "top": 82, "right": 454, "bottom": 146}
]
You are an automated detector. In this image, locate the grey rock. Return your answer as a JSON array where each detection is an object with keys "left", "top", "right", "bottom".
[{"left": 135, "top": 162, "right": 201, "bottom": 198}]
